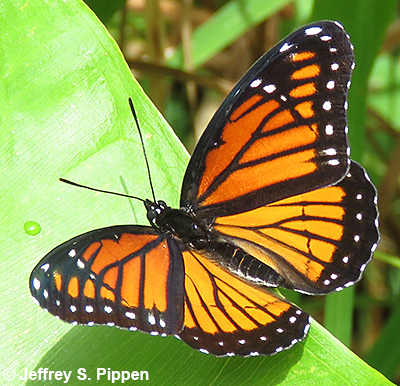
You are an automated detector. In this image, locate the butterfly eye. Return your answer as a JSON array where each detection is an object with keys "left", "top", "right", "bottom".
[
  {"left": 147, "top": 210, "right": 158, "bottom": 224},
  {"left": 146, "top": 200, "right": 169, "bottom": 224}
]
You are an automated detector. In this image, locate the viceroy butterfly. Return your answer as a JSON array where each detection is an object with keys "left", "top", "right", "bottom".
[{"left": 30, "top": 21, "right": 379, "bottom": 357}]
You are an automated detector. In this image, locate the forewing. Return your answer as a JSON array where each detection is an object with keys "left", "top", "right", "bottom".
[
  {"left": 211, "top": 161, "right": 379, "bottom": 294},
  {"left": 181, "top": 21, "right": 354, "bottom": 217},
  {"left": 178, "top": 249, "right": 311, "bottom": 356},
  {"left": 30, "top": 225, "right": 185, "bottom": 335}
]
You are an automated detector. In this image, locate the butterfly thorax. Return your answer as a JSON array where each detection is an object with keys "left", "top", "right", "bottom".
[
  {"left": 145, "top": 199, "right": 211, "bottom": 249},
  {"left": 145, "top": 200, "right": 286, "bottom": 288}
]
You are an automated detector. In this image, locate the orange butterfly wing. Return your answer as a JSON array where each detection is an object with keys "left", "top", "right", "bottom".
[
  {"left": 179, "top": 249, "right": 310, "bottom": 356},
  {"left": 30, "top": 224, "right": 311, "bottom": 356},
  {"left": 30, "top": 226, "right": 185, "bottom": 335},
  {"left": 181, "top": 21, "right": 354, "bottom": 217},
  {"left": 210, "top": 161, "right": 379, "bottom": 294}
]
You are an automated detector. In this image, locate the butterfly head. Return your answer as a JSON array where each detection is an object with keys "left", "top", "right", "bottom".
[{"left": 145, "top": 199, "right": 168, "bottom": 225}]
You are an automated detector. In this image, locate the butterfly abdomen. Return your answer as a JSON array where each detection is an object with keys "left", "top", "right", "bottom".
[{"left": 202, "top": 241, "right": 286, "bottom": 288}]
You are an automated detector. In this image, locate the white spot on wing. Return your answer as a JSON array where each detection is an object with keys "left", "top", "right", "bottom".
[
  {"left": 263, "top": 84, "right": 276, "bottom": 93},
  {"left": 325, "top": 124, "right": 334, "bottom": 135},
  {"left": 323, "top": 101, "right": 332, "bottom": 111},
  {"left": 279, "top": 42, "right": 292, "bottom": 52},
  {"left": 33, "top": 277, "right": 41, "bottom": 290},
  {"left": 327, "top": 159, "right": 340, "bottom": 166},
  {"left": 334, "top": 21, "right": 344, "bottom": 29},
  {"left": 148, "top": 314, "right": 156, "bottom": 325},
  {"left": 326, "top": 80, "right": 335, "bottom": 89},
  {"left": 250, "top": 79, "right": 262, "bottom": 88},
  {"left": 40, "top": 263, "right": 50, "bottom": 273},
  {"left": 305, "top": 26, "right": 322, "bottom": 36},
  {"left": 322, "top": 148, "right": 337, "bottom": 156},
  {"left": 85, "top": 305, "right": 94, "bottom": 313},
  {"left": 335, "top": 286, "right": 344, "bottom": 292},
  {"left": 125, "top": 311, "right": 135, "bottom": 319},
  {"left": 331, "top": 63, "right": 340, "bottom": 71},
  {"left": 68, "top": 249, "right": 77, "bottom": 258}
]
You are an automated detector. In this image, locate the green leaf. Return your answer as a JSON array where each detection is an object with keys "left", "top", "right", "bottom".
[
  {"left": 22, "top": 322, "right": 393, "bottom": 386},
  {"left": 1, "top": 1, "right": 393, "bottom": 385}
]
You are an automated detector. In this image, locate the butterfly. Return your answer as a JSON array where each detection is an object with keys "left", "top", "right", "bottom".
[{"left": 30, "top": 20, "right": 379, "bottom": 357}]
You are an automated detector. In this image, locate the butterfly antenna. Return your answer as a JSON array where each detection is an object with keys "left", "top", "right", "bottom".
[
  {"left": 129, "top": 98, "right": 157, "bottom": 203},
  {"left": 59, "top": 178, "right": 146, "bottom": 203}
]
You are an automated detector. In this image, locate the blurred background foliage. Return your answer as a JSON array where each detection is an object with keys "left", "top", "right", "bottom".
[{"left": 82, "top": 0, "right": 400, "bottom": 382}]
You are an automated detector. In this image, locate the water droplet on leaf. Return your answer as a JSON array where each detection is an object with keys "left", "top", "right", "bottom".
[{"left": 24, "top": 221, "right": 41, "bottom": 236}]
